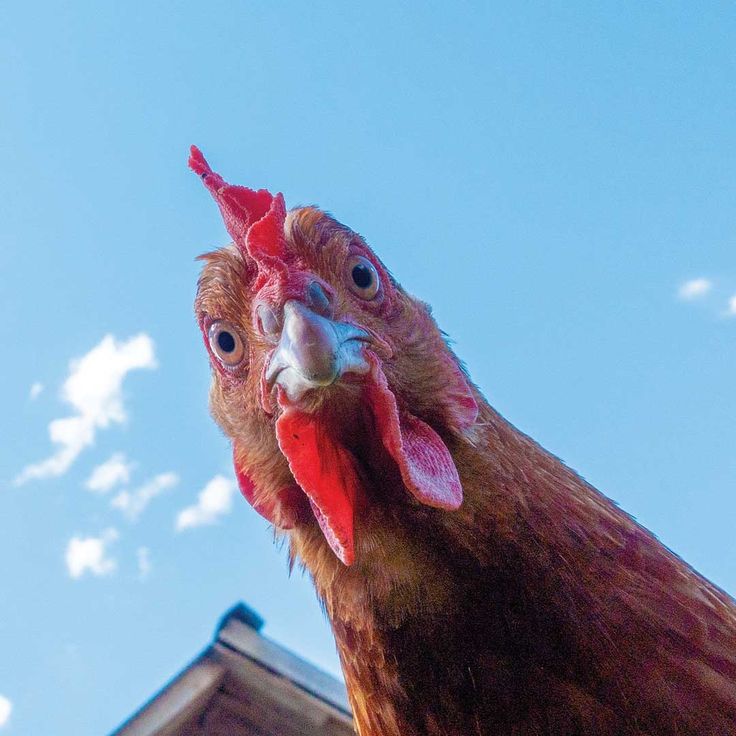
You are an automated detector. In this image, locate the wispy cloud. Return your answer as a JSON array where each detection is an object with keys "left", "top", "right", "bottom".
[
  {"left": 29, "top": 382, "right": 44, "bottom": 400},
  {"left": 15, "top": 334, "right": 156, "bottom": 485},
  {"left": 176, "top": 475, "right": 237, "bottom": 531},
  {"left": 0, "top": 694, "right": 11, "bottom": 729},
  {"left": 136, "top": 547, "right": 152, "bottom": 581},
  {"left": 85, "top": 453, "right": 134, "bottom": 494},
  {"left": 65, "top": 529, "right": 119, "bottom": 579},
  {"left": 678, "top": 277, "right": 712, "bottom": 301},
  {"left": 726, "top": 295, "right": 736, "bottom": 317},
  {"left": 111, "top": 472, "right": 178, "bottom": 521}
]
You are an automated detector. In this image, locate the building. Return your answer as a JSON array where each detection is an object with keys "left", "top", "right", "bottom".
[{"left": 111, "top": 603, "right": 353, "bottom": 736}]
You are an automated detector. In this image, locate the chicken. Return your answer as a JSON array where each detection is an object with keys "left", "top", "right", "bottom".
[{"left": 190, "top": 146, "right": 736, "bottom": 736}]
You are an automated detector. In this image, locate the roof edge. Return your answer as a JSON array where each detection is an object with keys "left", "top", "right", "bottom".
[
  {"left": 216, "top": 601, "right": 265, "bottom": 634},
  {"left": 109, "top": 652, "right": 225, "bottom": 736}
]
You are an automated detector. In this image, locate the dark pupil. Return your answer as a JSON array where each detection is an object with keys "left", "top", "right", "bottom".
[
  {"left": 217, "top": 331, "right": 236, "bottom": 353},
  {"left": 352, "top": 263, "right": 374, "bottom": 289}
]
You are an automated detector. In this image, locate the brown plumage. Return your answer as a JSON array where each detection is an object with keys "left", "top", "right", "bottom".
[{"left": 192, "top": 149, "right": 736, "bottom": 735}]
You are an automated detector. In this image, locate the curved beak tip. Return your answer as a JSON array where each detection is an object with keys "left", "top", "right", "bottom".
[{"left": 266, "top": 301, "right": 370, "bottom": 401}]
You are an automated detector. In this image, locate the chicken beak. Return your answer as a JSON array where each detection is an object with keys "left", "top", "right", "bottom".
[{"left": 265, "top": 300, "right": 370, "bottom": 403}]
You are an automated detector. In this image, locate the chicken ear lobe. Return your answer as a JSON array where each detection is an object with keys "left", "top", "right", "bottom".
[{"left": 366, "top": 361, "right": 463, "bottom": 510}]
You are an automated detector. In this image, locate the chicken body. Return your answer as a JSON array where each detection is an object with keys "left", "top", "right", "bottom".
[
  {"left": 312, "top": 407, "right": 736, "bottom": 735},
  {"left": 191, "top": 148, "right": 736, "bottom": 735}
]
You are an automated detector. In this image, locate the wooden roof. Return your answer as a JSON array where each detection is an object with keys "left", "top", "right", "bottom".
[{"left": 110, "top": 603, "right": 353, "bottom": 736}]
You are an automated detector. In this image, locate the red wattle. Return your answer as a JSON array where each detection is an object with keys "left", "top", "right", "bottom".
[
  {"left": 233, "top": 447, "right": 299, "bottom": 530},
  {"left": 275, "top": 409, "right": 360, "bottom": 565}
]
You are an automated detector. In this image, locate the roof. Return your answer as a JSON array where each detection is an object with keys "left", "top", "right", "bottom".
[{"left": 110, "top": 602, "right": 353, "bottom": 736}]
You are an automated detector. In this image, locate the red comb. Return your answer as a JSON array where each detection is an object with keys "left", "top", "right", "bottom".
[{"left": 189, "top": 145, "right": 287, "bottom": 263}]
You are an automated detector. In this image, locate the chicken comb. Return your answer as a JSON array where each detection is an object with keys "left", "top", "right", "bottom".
[{"left": 189, "top": 145, "right": 288, "bottom": 265}]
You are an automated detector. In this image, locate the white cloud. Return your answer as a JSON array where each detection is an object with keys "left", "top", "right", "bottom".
[
  {"left": 726, "top": 295, "right": 736, "bottom": 317},
  {"left": 29, "top": 382, "right": 44, "bottom": 400},
  {"left": 85, "top": 453, "right": 134, "bottom": 494},
  {"left": 111, "top": 472, "right": 178, "bottom": 521},
  {"left": 65, "top": 529, "right": 119, "bottom": 579},
  {"left": 137, "top": 547, "right": 152, "bottom": 581},
  {"left": 176, "top": 475, "right": 237, "bottom": 531},
  {"left": 15, "top": 334, "right": 156, "bottom": 485},
  {"left": 678, "top": 277, "right": 712, "bottom": 301},
  {"left": 0, "top": 694, "right": 11, "bottom": 728}
]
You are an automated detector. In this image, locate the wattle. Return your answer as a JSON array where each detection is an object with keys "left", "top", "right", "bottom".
[{"left": 273, "top": 358, "right": 465, "bottom": 564}]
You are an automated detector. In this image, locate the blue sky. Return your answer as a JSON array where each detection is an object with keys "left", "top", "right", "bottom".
[{"left": 2, "top": 2, "right": 735, "bottom": 734}]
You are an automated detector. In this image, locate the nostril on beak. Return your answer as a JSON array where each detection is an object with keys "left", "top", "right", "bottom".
[
  {"left": 308, "top": 281, "right": 331, "bottom": 317},
  {"left": 256, "top": 303, "right": 280, "bottom": 338}
]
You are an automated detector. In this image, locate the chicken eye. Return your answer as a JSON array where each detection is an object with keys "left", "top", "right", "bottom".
[
  {"left": 347, "top": 255, "right": 380, "bottom": 300},
  {"left": 208, "top": 320, "right": 246, "bottom": 368}
]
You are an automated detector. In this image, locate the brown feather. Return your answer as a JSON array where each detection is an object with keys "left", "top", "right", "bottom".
[{"left": 196, "top": 207, "right": 736, "bottom": 736}]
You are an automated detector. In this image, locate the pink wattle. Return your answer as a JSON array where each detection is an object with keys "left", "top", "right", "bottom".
[{"left": 365, "top": 359, "right": 464, "bottom": 511}]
